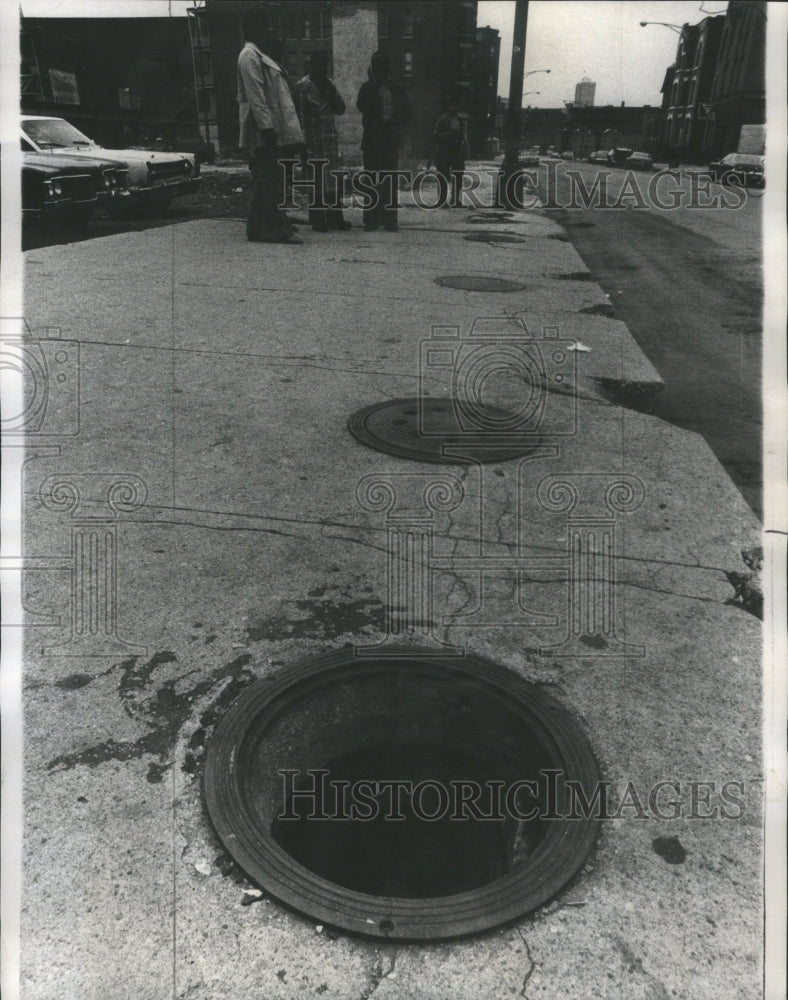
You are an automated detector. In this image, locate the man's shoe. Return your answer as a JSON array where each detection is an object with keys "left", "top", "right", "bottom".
[
  {"left": 258, "top": 233, "right": 303, "bottom": 245},
  {"left": 383, "top": 224, "right": 399, "bottom": 232},
  {"left": 363, "top": 224, "right": 379, "bottom": 232},
  {"left": 332, "top": 220, "right": 353, "bottom": 230}
]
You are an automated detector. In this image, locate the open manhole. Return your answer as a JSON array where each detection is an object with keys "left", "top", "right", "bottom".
[
  {"left": 204, "top": 647, "right": 600, "bottom": 940},
  {"left": 434, "top": 275, "right": 526, "bottom": 292},
  {"left": 347, "top": 397, "right": 541, "bottom": 464},
  {"left": 463, "top": 232, "right": 527, "bottom": 244}
]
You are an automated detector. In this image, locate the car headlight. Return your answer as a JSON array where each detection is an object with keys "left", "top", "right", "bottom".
[
  {"left": 52, "top": 181, "right": 63, "bottom": 196},
  {"left": 104, "top": 174, "right": 112, "bottom": 188}
]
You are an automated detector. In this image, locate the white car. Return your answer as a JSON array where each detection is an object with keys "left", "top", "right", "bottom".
[{"left": 21, "top": 115, "right": 199, "bottom": 209}]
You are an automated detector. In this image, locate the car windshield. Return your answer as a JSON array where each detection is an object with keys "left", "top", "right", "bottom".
[
  {"left": 23, "top": 118, "right": 94, "bottom": 149},
  {"left": 725, "top": 154, "right": 763, "bottom": 166}
]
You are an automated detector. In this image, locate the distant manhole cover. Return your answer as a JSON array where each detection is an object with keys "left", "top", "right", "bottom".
[
  {"left": 205, "top": 647, "right": 600, "bottom": 940},
  {"left": 463, "top": 232, "right": 527, "bottom": 244},
  {"left": 435, "top": 275, "right": 526, "bottom": 292},
  {"left": 467, "top": 212, "right": 515, "bottom": 224},
  {"left": 347, "top": 397, "right": 540, "bottom": 464}
]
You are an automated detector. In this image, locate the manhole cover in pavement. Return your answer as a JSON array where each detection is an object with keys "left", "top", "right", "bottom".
[
  {"left": 434, "top": 275, "right": 526, "bottom": 292},
  {"left": 347, "top": 397, "right": 540, "bottom": 464},
  {"left": 204, "top": 646, "right": 600, "bottom": 941},
  {"left": 463, "top": 232, "right": 527, "bottom": 244},
  {"left": 467, "top": 211, "right": 515, "bottom": 224}
]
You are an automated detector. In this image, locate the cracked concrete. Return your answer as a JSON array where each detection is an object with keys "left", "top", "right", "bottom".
[{"left": 19, "top": 193, "right": 761, "bottom": 999}]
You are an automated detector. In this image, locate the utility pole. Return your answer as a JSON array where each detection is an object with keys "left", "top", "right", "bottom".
[{"left": 498, "top": 0, "right": 529, "bottom": 207}]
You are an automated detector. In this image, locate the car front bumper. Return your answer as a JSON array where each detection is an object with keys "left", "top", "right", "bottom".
[{"left": 132, "top": 177, "right": 201, "bottom": 202}]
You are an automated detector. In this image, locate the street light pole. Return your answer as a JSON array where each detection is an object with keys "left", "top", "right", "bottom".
[
  {"left": 497, "top": 0, "right": 529, "bottom": 207},
  {"left": 504, "top": 0, "right": 529, "bottom": 167}
]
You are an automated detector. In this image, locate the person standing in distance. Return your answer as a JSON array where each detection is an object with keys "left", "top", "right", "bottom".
[
  {"left": 295, "top": 50, "right": 351, "bottom": 232},
  {"left": 355, "top": 52, "right": 411, "bottom": 232},
  {"left": 434, "top": 96, "right": 468, "bottom": 208},
  {"left": 237, "top": 7, "right": 304, "bottom": 244}
]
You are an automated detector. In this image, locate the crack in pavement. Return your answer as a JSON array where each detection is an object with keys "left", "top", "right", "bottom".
[
  {"left": 359, "top": 951, "right": 398, "bottom": 1000},
  {"left": 516, "top": 927, "right": 537, "bottom": 998}
]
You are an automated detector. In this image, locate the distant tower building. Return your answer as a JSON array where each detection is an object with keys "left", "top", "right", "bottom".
[{"left": 574, "top": 77, "right": 596, "bottom": 107}]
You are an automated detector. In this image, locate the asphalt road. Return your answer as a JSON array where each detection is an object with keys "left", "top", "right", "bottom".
[{"left": 536, "top": 160, "right": 763, "bottom": 517}]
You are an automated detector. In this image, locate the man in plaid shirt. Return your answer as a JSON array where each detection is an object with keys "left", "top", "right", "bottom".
[{"left": 295, "top": 51, "right": 351, "bottom": 231}]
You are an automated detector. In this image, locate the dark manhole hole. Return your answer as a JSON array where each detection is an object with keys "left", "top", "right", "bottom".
[
  {"left": 434, "top": 275, "right": 526, "bottom": 292},
  {"left": 205, "top": 647, "right": 600, "bottom": 940},
  {"left": 463, "top": 232, "right": 527, "bottom": 244},
  {"left": 347, "top": 397, "right": 541, "bottom": 464}
]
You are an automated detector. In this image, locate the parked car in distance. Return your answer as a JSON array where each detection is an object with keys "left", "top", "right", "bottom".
[
  {"left": 545, "top": 146, "right": 559, "bottom": 157},
  {"left": 708, "top": 152, "right": 765, "bottom": 188},
  {"left": 520, "top": 147, "right": 541, "bottom": 166},
  {"left": 587, "top": 150, "right": 609, "bottom": 164},
  {"left": 624, "top": 151, "right": 654, "bottom": 172},
  {"left": 21, "top": 116, "right": 199, "bottom": 210},
  {"left": 560, "top": 150, "right": 575, "bottom": 160},
  {"left": 607, "top": 147, "right": 633, "bottom": 166},
  {"left": 19, "top": 150, "right": 130, "bottom": 229}
]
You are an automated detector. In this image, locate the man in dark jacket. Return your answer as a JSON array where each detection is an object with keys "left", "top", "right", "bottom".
[
  {"left": 434, "top": 96, "right": 468, "bottom": 208},
  {"left": 355, "top": 52, "right": 411, "bottom": 232}
]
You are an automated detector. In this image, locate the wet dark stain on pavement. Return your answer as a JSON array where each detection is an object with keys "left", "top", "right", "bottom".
[
  {"left": 56, "top": 673, "right": 96, "bottom": 690},
  {"left": 553, "top": 271, "right": 592, "bottom": 281},
  {"left": 47, "top": 651, "right": 256, "bottom": 784},
  {"left": 246, "top": 587, "right": 384, "bottom": 643},
  {"left": 651, "top": 836, "right": 687, "bottom": 864}
]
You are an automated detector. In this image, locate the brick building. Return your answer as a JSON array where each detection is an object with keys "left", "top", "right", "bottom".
[
  {"left": 703, "top": 0, "right": 766, "bottom": 156},
  {"left": 653, "top": 2, "right": 765, "bottom": 161},
  {"left": 662, "top": 15, "right": 725, "bottom": 158}
]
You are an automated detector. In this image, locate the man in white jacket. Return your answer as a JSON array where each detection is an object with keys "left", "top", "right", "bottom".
[{"left": 237, "top": 8, "right": 304, "bottom": 244}]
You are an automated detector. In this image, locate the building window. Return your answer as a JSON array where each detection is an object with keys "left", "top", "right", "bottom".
[
  {"left": 403, "top": 10, "right": 414, "bottom": 37},
  {"left": 403, "top": 52, "right": 413, "bottom": 77}
]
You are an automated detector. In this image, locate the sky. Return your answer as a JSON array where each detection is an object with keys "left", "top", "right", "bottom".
[
  {"left": 477, "top": 0, "right": 729, "bottom": 107},
  {"left": 20, "top": 0, "right": 726, "bottom": 108}
]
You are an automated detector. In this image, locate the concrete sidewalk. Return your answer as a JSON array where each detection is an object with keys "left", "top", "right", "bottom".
[{"left": 21, "top": 201, "right": 761, "bottom": 1000}]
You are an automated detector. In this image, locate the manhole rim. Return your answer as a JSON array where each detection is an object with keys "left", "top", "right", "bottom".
[
  {"left": 205, "top": 646, "right": 599, "bottom": 940},
  {"left": 434, "top": 274, "right": 527, "bottom": 292},
  {"left": 347, "top": 396, "right": 542, "bottom": 465}
]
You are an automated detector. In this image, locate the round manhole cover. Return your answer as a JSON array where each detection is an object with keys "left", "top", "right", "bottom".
[
  {"left": 463, "top": 232, "right": 527, "bottom": 244},
  {"left": 204, "top": 647, "right": 600, "bottom": 940},
  {"left": 435, "top": 275, "right": 526, "bottom": 292},
  {"left": 347, "top": 397, "right": 540, "bottom": 464},
  {"left": 467, "top": 211, "right": 516, "bottom": 224}
]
